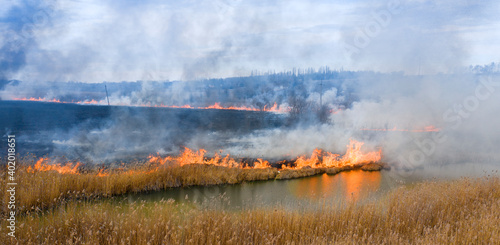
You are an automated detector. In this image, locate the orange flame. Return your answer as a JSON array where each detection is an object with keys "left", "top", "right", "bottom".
[
  {"left": 14, "top": 97, "right": 62, "bottom": 103},
  {"left": 281, "top": 140, "right": 381, "bottom": 169},
  {"left": 148, "top": 148, "right": 240, "bottom": 168},
  {"left": 264, "top": 102, "right": 279, "bottom": 112},
  {"left": 150, "top": 139, "right": 381, "bottom": 170},
  {"left": 79, "top": 99, "right": 101, "bottom": 105},
  {"left": 329, "top": 108, "right": 343, "bottom": 114},
  {"left": 253, "top": 158, "right": 271, "bottom": 169},
  {"left": 197, "top": 102, "right": 288, "bottom": 112},
  {"left": 294, "top": 148, "right": 322, "bottom": 169},
  {"left": 11, "top": 97, "right": 288, "bottom": 113},
  {"left": 27, "top": 158, "right": 80, "bottom": 174},
  {"left": 97, "top": 169, "right": 109, "bottom": 177},
  {"left": 25, "top": 140, "right": 381, "bottom": 176},
  {"left": 336, "top": 140, "right": 382, "bottom": 166}
]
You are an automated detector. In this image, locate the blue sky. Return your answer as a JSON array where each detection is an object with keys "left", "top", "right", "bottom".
[{"left": 1, "top": 0, "right": 499, "bottom": 82}]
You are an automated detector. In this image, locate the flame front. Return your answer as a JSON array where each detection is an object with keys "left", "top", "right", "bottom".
[
  {"left": 282, "top": 140, "right": 381, "bottom": 169},
  {"left": 150, "top": 139, "right": 381, "bottom": 169},
  {"left": 27, "top": 158, "right": 80, "bottom": 174},
  {"left": 26, "top": 139, "right": 382, "bottom": 175},
  {"left": 252, "top": 159, "right": 271, "bottom": 169},
  {"left": 336, "top": 140, "right": 382, "bottom": 166},
  {"left": 97, "top": 169, "right": 109, "bottom": 177},
  {"left": 149, "top": 148, "right": 240, "bottom": 168},
  {"left": 11, "top": 97, "right": 289, "bottom": 113}
]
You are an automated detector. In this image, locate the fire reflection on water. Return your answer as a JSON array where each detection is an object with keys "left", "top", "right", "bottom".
[
  {"left": 289, "top": 170, "right": 382, "bottom": 202},
  {"left": 123, "top": 170, "right": 385, "bottom": 210},
  {"left": 111, "top": 163, "right": 497, "bottom": 210},
  {"left": 342, "top": 171, "right": 382, "bottom": 201}
]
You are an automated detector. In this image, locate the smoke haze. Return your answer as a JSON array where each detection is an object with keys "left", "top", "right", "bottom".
[
  {"left": 1, "top": 0, "right": 499, "bottom": 82},
  {"left": 1, "top": 0, "right": 500, "bottom": 169}
]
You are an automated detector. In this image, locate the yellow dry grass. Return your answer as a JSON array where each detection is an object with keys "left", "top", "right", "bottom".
[
  {"left": 2, "top": 157, "right": 388, "bottom": 214},
  {"left": 0, "top": 162, "right": 281, "bottom": 214},
  {"left": 0, "top": 176, "right": 498, "bottom": 244}
]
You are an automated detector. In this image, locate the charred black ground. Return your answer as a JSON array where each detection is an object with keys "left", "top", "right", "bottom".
[{"left": 0, "top": 101, "right": 286, "bottom": 159}]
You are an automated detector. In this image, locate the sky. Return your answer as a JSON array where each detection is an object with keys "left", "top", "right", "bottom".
[{"left": 1, "top": 0, "right": 500, "bottom": 83}]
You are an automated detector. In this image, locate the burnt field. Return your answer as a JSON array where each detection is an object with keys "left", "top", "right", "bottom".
[{"left": 0, "top": 101, "right": 286, "bottom": 159}]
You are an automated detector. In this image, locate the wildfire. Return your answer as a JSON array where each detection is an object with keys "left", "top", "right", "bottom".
[
  {"left": 200, "top": 102, "right": 284, "bottom": 112},
  {"left": 14, "top": 97, "right": 62, "bottom": 103},
  {"left": 97, "top": 169, "right": 110, "bottom": 177},
  {"left": 282, "top": 140, "right": 381, "bottom": 169},
  {"left": 81, "top": 99, "right": 101, "bottom": 105},
  {"left": 13, "top": 97, "right": 105, "bottom": 105},
  {"left": 336, "top": 140, "right": 382, "bottom": 166},
  {"left": 27, "top": 158, "right": 80, "bottom": 174},
  {"left": 25, "top": 139, "right": 382, "bottom": 176},
  {"left": 148, "top": 148, "right": 240, "bottom": 168},
  {"left": 11, "top": 97, "right": 288, "bottom": 113},
  {"left": 294, "top": 148, "right": 323, "bottom": 169},
  {"left": 149, "top": 139, "right": 381, "bottom": 170},
  {"left": 329, "top": 108, "right": 343, "bottom": 114},
  {"left": 252, "top": 159, "right": 271, "bottom": 169}
]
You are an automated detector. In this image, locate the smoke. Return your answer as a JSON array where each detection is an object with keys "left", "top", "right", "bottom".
[
  {"left": 341, "top": 73, "right": 500, "bottom": 166},
  {"left": 2, "top": 67, "right": 500, "bottom": 168},
  {"left": 0, "top": 0, "right": 57, "bottom": 89},
  {"left": 1, "top": 0, "right": 500, "bottom": 170},
  {"left": 50, "top": 107, "right": 181, "bottom": 162},
  {"left": 340, "top": 0, "right": 498, "bottom": 74},
  {"left": 2, "top": 0, "right": 494, "bottom": 83},
  {"left": 221, "top": 71, "right": 500, "bottom": 169}
]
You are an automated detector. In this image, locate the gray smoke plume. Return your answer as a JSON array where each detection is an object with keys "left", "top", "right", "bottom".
[
  {"left": 1, "top": 0, "right": 500, "bottom": 172},
  {"left": 0, "top": 1, "right": 58, "bottom": 88}
]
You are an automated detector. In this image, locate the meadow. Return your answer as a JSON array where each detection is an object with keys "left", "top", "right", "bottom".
[
  {"left": 1, "top": 155, "right": 498, "bottom": 244},
  {"left": 1, "top": 156, "right": 382, "bottom": 215},
  {"left": 1, "top": 175, "right": 498, "bottom": 244}
]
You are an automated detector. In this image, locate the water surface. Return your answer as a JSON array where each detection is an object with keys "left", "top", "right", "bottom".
[{"left": 124, "top": 162, "right": 499, "bottom": 210}]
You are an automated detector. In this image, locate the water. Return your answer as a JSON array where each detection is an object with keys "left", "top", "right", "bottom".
[
  {"left": 123, "top": 162, "right": 499, "bottom": 210},
  {"left": 124, "top": 170, "right": 387, "bottom": 210}
]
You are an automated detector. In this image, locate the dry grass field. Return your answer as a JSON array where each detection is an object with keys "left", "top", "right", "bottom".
[
  {"left": 0, "top": 156, "right": 387, "bottom": 215},
  {"left": 0, "top": 176, "right": 498, "bottom": 244},
  {"left": 0, "top": 161, "right": 276, "bottom": 214}
]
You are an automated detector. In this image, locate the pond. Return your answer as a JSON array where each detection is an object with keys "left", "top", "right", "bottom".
[{"left": 123, "top": 162, "right": 499, "bottom": 210}]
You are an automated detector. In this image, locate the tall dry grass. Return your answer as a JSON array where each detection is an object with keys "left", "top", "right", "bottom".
[
  {"left": 0, "top": 162, "right": 279, "bottom": 215},
  {"left": 1, "top": 156, "right": 388, "bottom": 215},
  {"left": 1, "top": 176, "right": 498, "bottom": 244},
  {"left": 1, "top": 156, "right": 383, "bottom": 215}
]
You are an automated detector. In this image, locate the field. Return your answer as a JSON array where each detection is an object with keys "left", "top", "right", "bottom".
[
  {"left": 0, "top": 103, "right": 498, "bottom": 244},
  {"left": 0, "top": 156, "right": 387, "bottom": 215},
  {"left": 1, "top": 174, "right": 498, "bottom": 244},
  {"left": 3, "top": 0, "right": 500, "bottom": 243}
]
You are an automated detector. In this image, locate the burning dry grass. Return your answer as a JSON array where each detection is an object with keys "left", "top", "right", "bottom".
[
  {"left": 1, "top": 160, "right": 388, "bottom": 215},
  {"left": 13, "top": 97, "right": 289, "bottom": 112},
  {"left": 1, "top": 141, "right": 385, "bottom": 215},
  {"left": 1, "top": 176, "right": 498, "bottom": 244},
  {"left": 148, "top": 139, "right": 382, "bottom": 169},
  {"left": 0, "top": 162, "right": 282, "bottom": 214}
]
